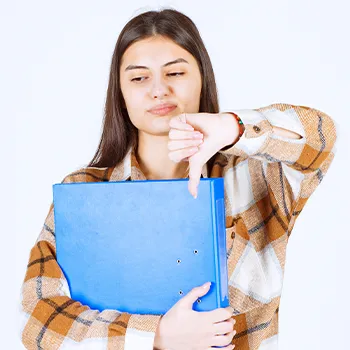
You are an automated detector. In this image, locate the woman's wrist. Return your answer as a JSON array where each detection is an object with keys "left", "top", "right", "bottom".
[{"left": 219, "top": 112, "right": 245, "bottom": 150}]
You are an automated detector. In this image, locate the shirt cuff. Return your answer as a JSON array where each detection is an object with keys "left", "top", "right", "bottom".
[{"left": 219, "top": 109, "right": 273, "bottom": 157}]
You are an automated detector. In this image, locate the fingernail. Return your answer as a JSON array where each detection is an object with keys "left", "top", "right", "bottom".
[{"left": 203, "top": 282, "right": 211, "bottom": 289}]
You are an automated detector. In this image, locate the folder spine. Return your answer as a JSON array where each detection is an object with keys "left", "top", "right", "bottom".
[
  {"left": 210, "top": 178, "right": 228, "bottom": 308},
  {"left": 210, "top": 181, "right": 220, "bottom": 307}
]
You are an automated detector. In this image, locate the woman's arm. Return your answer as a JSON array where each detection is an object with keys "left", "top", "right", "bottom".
[
  {"left": 19, "top": 174, "right": 162, "bottom": 350},
  {"left": 219, "top": 103, "right": 337, "bottom": 219},
  {"left": 220, "top": 103, "right": 336, "bottom": 173}
]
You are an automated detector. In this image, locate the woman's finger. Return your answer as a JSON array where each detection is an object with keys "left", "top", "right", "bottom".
[
  {"left": 212, "top": 319, "right": 236, "bottom": 335},
  {"left": 168, "top": 146, "right": 199, "bottom": 163},
  {"left": 188, "top": 157, "right": 203, "bottom": 198},
  {"left": 168, "top": 138, "right": 203, "bottom": 151},
  {"left": 211, "top": 330, "right": 236, "bottom": 347},
  {"left": 169, "top": 128, "right": 203, "bottom": 140}
]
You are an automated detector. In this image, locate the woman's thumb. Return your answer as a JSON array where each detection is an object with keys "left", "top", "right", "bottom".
[
  {"left": 188, "top": 156, "right": 202, "bottom": 199},
  {"left": 180, "top": 282, "right": 211, "bottom": 308}
]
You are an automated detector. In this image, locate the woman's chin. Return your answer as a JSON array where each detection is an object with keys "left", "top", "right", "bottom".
[{"left": 150, "top": 117, "right": 172, "bottom": 133}]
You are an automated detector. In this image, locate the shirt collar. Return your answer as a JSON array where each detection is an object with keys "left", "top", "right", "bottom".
[{"left": 110, "top": 146, "right": 208, "bottom": 181}]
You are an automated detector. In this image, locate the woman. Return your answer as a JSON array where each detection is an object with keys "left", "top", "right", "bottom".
[{"left": 20, "top": 8, "right": 337, "bottom": 350}]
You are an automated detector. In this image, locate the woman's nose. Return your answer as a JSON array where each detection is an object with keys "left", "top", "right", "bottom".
[{"left": 150, "top": 77, "right": 171, "bottom": 99}]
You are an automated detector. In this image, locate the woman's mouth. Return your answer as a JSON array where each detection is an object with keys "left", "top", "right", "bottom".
[{"left": 148, "top": 104, "right": 177, "bottom": 116}]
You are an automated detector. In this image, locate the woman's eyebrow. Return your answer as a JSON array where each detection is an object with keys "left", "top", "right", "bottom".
[{"left": 125, "top": 58, "right": 189, "bottom": 71}]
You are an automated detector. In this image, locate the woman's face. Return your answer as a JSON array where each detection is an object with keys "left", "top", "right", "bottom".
[{"left": 120, "top": 35, "right": 202, "bottom": 136}]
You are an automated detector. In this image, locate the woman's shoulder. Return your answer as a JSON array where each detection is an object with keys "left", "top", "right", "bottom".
[{"left": 61, "top": 165, "right": 111, "bottom": 184}]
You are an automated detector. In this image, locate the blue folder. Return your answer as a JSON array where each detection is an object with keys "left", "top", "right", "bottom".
[{"left": 53, "top": 178, "right": 229, "bottom": 315}]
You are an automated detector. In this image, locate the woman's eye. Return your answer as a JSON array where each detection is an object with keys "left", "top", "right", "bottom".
[
  {"left": 131, "top": 72, "right": 184, "bottom": 83},
  {"left": 131, "top": 76, "right": 147, "bottom": 82},
  {"left": 167, "top": 72, "right": 185, "bottom": 77}
]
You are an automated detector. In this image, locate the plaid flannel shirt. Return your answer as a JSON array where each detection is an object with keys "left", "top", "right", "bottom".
[{"left": 19, "top": 103, "right": 337, "bottom": 349}]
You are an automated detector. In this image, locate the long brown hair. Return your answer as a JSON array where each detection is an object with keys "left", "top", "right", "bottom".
[{"left": 87, "top": 8, "right": 219, "bottom": 168}]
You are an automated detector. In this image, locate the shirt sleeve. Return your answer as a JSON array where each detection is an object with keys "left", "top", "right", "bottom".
[
  {"left": 218, "top": 104, "right": 337, "bottom": 347},
  {"left": 19, "top": 176, "right": 162, "bottom": 350},
  {"left": 219, "top": 103, "right": 337, "bottom": 215}
]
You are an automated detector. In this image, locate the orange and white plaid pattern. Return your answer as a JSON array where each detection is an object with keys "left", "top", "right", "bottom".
[{"left": 19, "top": 103, "right": 337, "bottom": 349}]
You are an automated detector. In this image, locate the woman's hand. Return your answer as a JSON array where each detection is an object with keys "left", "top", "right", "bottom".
[
  {"left": 154, "top": 282, "right": 236, "bottom": 350},
  {"left": 168, "top": 112, "right": 240, "bottom": 198}
]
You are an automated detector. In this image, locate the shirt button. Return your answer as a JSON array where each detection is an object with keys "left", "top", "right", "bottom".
[{"left": 253, "top": 125, "right": 261, "bottom": 133}]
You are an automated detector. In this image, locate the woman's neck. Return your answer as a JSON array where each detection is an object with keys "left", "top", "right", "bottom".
[{"left": 136, "top": 132, "right": 189, "bottom": 180}]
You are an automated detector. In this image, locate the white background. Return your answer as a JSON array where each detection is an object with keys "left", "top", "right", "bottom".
[{"left": 5, "top": 0, "right": 349, "bottom": 348}]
